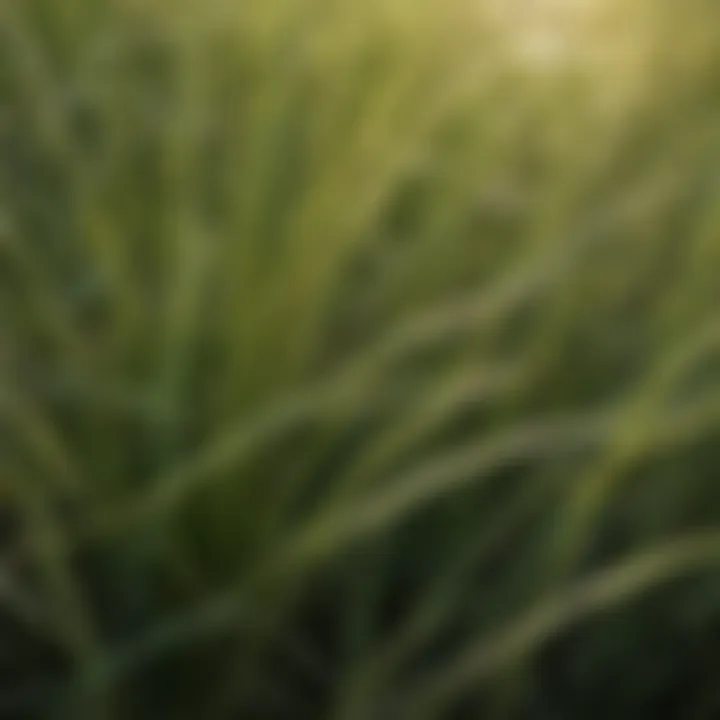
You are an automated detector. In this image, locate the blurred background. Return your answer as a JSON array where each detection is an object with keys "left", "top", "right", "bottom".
[{"left": 2, "top": 0, "right": 720, "bottom": 717}]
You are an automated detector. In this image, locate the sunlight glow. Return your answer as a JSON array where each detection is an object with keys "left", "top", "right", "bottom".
[{"left": 483, "top": 0, "right": 642, "bottom": 74}]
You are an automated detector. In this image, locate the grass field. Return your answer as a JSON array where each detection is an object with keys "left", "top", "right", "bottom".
[{"left": 2, "top": 1, "right": 720, "bottom": 718}]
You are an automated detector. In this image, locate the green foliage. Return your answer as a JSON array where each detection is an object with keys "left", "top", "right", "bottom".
[{"left": 2, "top": 1, "right": 720, "bottom": 717}]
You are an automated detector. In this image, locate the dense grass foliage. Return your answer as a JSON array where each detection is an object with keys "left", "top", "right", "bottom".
[{"left": 2, "top": 1, "right": 720, "bottom": 718}]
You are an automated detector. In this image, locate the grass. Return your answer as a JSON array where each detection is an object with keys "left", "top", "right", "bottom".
[{"left": 2, "top": 0, "right": 720, "bottom": 717}]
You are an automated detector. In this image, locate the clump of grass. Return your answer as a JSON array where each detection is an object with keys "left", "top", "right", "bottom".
[{"left": 2, "top": 1, "right": 720, "bottom": 718}]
